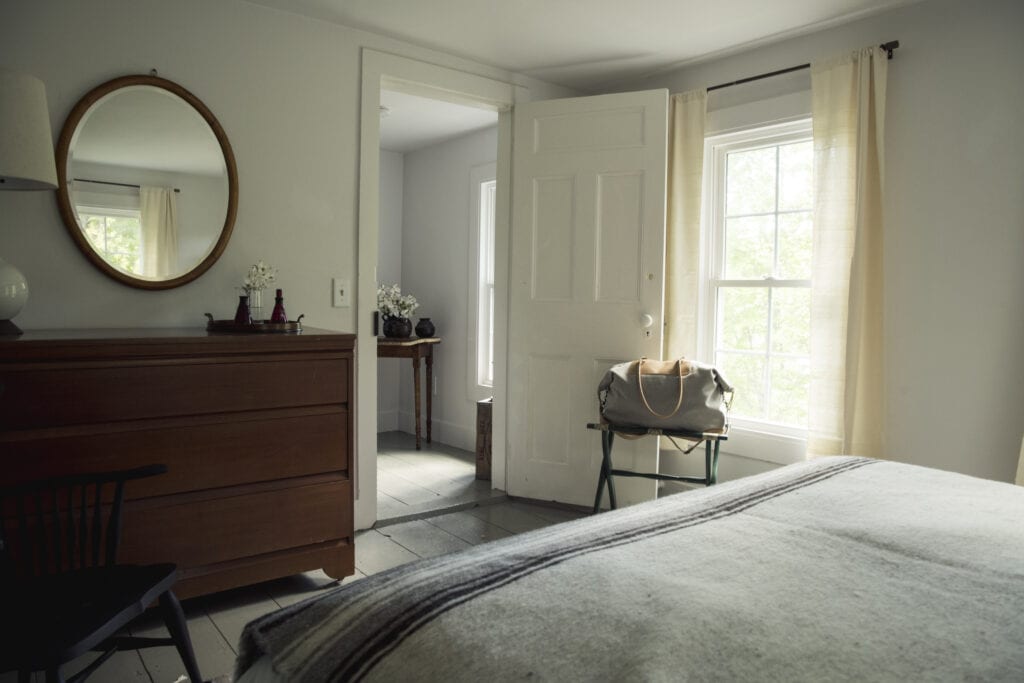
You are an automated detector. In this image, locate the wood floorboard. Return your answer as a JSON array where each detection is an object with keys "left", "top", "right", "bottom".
[
  {"left": 376, "top": 519, "right": 473, "bottom": 559},
  {"left": 376, "top": 431, "right": 502, "bottom": 520},
  {"left": 193, "top": 585, "right": 283, "bottom": 656},
  {"left": 133, "top": 610, "right": 236, "bottom": 683},
  {"left": 425, "top": 509, "right": 514, "bottom": 545},
  {"left": 466, "top": 502, "right": 556, "bottom": 534},
  {"left": 354, "top": 529, "right": 422, "bottom": 575}
]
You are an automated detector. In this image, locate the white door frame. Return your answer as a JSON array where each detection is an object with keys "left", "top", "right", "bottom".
[{"left": 355, "top": 49, "right": 520, "bottom": 529}]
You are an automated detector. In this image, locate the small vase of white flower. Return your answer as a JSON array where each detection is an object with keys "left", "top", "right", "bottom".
[
  {"left": 377, "top": 283, "right": 419, "bottom": 338},
  {"left": 243, "top": 260, "right": 277, "bottom": 322}
]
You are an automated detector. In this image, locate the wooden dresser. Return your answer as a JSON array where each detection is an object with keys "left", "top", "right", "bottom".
[{"left": 0, "top": 328, "right": 355, "bottom": 598}]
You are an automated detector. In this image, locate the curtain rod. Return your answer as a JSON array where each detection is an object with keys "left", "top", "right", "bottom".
[
  {"left": 707, "top": 40, "right": 899, "bottom": 93},
  {"left": 73, "top": 178, "right": 181, "bottom": 193}
]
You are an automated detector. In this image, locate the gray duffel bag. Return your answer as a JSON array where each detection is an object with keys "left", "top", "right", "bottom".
[{"left": 598, "top": 358, "right": 733, "bottom": 432}]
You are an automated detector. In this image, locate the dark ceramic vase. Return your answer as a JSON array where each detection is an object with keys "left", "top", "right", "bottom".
[
  {"left": 234, "top": 295, "right": 251, "bottom": 324},
  {"left": 415, "top": 317, "right": 435, "bottom": 338},
  {"left": 382, "top": 316, "right": 412, "bottom": 338}
]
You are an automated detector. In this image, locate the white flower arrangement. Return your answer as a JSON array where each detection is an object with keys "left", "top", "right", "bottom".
[
  {"left": 377, "top": 283, "right": 419, "bottom": 319},
  {"left": 243, "top": 260, "right": 277, "bottom": 293}
]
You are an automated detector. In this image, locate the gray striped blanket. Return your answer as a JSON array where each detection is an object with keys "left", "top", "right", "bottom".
[{"left": 236, "top": 457, "right": 1024, "bottom": 682}]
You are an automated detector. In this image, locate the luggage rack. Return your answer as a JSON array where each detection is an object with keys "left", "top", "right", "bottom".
[{"left": 586, "top": 422, "right": 729, "bottom": 513}]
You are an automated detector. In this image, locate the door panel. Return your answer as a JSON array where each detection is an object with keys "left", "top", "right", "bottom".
[{"left": 507, "top": 89, "right": 669, "bottom": 507}]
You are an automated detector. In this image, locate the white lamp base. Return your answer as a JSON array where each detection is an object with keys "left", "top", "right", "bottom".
[{"left": 0, "top": 256, "right": 29, "bottom": 335}]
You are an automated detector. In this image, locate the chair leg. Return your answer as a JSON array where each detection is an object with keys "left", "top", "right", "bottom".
[
  {"left": 45, "top": 666, "right": 65, "bottom": 683},
  {"left": 159, "top": 590, "right": 204, "bottom": 683},
  {"left": 18, "top": 669, "right": 31, "bottom": 683}
]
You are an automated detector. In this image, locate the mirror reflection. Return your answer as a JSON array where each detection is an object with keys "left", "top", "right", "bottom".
[{"left": 57, "top": 76, "right": 237, "bottom": 289}]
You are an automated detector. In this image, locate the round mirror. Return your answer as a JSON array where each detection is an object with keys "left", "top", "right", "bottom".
[{"left": 56, "top": 75, "right": 237, "bottom": 289}]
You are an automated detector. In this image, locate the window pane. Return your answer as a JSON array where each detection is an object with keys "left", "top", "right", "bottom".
[
  {"left": 725, "top": 215, "right": 774, "bottom": 279},
  {"left": 726, "top": 146, "right": 776, "bottom": 216},
  {"left": 769, "top": 356, "right": 810, "bottom": 426},
  {"left": 107, "top": 252, "right": 138, "bottom": 274},
  {"left": 82, "top": 216, "right": 105, "bottom": 249},
  {"left": 106, "top": 221, "right": 140, "bottom": 256},
  {"left": 771, "top": 288, "right": 810, "bottom": 355},
  {"left": 718, "top": 287, "right": 768, "bottom": 352},
  {"left": 716, "top": 351, "right": 765, "bottom": 420},
  {"left": 777, "top": 211, "right": 812, "bottom": 280},
  {"left": 778, "top": 141, "right": 813, "bottom": 211}
]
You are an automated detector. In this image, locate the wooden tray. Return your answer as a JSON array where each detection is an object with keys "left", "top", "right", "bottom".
[{"left": 205, "top": 313, "right": 304, "bottom": 334}]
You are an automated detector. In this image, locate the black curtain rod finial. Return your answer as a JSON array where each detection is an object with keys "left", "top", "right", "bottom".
[{"left": 881, "top": 40, "right": 900, "bottom": 59}]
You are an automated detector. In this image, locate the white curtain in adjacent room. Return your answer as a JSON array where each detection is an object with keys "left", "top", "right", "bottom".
[
  {"left": 664, "top": 89, "right": 707, "bottom": 360},
  {"left": 807, "top": 46, "right": 887, "bottom": 458},
  {"left": 140, "top": 186, "right": 179, "bottom": 278}
]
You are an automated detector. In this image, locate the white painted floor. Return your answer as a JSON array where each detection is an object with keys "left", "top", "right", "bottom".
[
  {"left": 5, "top": 471, "right": 585, "bottom": 682},
  {"left": 376, "top": 430, "right": 505, "bottom": 521}
]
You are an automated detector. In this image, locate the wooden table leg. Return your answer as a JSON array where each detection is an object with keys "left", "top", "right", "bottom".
[
  {"left": 425, "top": 346, "right": 433, "bottom": 444},
  {"left": 412, "top": 353, "right": 422, "bottom": 450}
]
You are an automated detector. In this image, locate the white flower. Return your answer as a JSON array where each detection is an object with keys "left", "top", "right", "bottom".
[
  {"left": 377, "top": 283, "right": 419, "bottom": 318},
  {"left": 243, "top": 260, "right": 277, "bottom": 292}
]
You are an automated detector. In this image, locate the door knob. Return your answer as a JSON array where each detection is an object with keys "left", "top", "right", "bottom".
[{"left": 640, "top": 313, "right": 655, "bottom": 328}]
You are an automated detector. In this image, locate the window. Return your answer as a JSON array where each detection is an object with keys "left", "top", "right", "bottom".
[
  {"left": 77, "top": 206, "right": 143, "bottom": 274},
  {"left": 469, "top": 163, "right": 497, "bottom": 396},
  {"left": 701, "top": 121, "right": 813, "bottom": 443}
]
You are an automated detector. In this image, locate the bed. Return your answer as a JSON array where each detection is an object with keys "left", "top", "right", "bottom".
[{"left": 235, "top": 456, "right": 1024, "bottom": 682}]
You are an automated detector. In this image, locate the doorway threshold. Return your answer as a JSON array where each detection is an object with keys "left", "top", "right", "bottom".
[{"left": 375, "top": 493, "right": 509, "bottom": 528}]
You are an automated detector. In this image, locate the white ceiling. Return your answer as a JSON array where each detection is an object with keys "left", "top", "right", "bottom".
[
  {"left": 242, "top": 0, "right": 918, "bottom": 92},
  {"left": 379, "top": 89, "right": 499, "bottom": 153}
]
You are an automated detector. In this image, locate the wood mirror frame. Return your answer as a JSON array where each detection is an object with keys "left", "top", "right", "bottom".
[{"left": 55, "top": 75, "right": 238, "bottom": 290}]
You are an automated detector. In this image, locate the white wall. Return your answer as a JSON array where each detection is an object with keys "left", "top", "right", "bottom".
[
  {"left": 618, "top": 0, "right": 1024, "bottom": 483},
  {"left": 396, "top": 126, "right": 499, "bottom": 451},
  {"left": 377, "top": 150, "right": 404, "bottom": 431},
  {"left": 0, "top": 0, "right": 571, "bottom": 332}
]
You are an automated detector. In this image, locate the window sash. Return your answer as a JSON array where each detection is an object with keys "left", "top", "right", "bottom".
[{"left": 700, "top": 120, "right": 813, "bottom": 434}]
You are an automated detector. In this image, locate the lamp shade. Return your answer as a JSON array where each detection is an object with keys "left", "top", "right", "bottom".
[{"left": 0, "top": 69, "right": 58, "bottom": 190}]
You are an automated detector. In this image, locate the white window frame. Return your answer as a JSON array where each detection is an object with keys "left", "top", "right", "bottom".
[
  {"left": 467, "top": 162, "right": 497, "bottom": 401},
  {"left": 698, "top": 119, "right": 813, "bottom": 465}
]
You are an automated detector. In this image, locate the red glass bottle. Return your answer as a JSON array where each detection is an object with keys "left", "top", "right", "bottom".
[{"left": 270, "top": 288, "right": 287, "bottom": 323}]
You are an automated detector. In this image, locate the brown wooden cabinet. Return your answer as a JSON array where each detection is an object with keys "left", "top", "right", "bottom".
[{"left": 0, "top": 327, "right": 355, "bottom": 598}]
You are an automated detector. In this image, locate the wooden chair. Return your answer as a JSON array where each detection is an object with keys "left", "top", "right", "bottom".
[{"left": 0, "top": 465, "right": 203, "bottom": 683}]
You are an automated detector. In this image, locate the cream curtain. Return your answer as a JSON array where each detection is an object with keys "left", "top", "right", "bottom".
[
  {"left": 664, "top": 89, "right": 707, "bottom": 360},
  {"left": 140, "top": 186, "right": 179, "bottom": 278},
  {"left": 807, "top": 46, "right": 887, "bottom": 458}
]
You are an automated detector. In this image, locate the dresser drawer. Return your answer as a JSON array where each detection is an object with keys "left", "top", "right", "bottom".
[
  {"left": 119, "top": 478, "right": 353, "bottom": 569},
  {"left": 0, "top": 409, "right": 349, "bottom": 497},
  {"left": 0, "top": 356, "right": 348, "bottom": 430}
]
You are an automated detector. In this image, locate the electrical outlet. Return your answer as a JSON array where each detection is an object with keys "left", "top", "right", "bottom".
[{"left": 332, "top": 277, "right": 350, "bottom": 307}]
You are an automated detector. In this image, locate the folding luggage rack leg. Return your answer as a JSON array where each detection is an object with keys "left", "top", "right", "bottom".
[{"left": 589, "top": 423, "right": 726, "bottom": 513}]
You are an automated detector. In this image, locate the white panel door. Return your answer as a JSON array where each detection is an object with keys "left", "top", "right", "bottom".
[{"left": 507, "top": 90, "right": 669, "bottom": 507}]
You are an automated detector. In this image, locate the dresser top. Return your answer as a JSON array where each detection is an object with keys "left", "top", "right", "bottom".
[{"left": 0, "top": 327, "right": 356, "bottom": 361}]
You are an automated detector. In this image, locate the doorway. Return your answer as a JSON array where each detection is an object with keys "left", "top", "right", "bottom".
[
  {"left": 375, "top": 89, "right": 501, "bottom": 522},
  {"left": 355, "top": 50, "right": 517, "bottom": 530}
]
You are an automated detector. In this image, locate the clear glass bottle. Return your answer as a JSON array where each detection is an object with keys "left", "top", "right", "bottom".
[{"left": 270, "top": 288, "right": 287, "bottom": 323}]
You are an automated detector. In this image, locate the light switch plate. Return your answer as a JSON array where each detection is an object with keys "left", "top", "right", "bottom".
[{"left": 332, "top": 277, "right": 350, "bottom": 307}]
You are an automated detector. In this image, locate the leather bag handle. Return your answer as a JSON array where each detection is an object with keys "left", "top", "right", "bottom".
[{"left": 636, "top": 357, "right": 687, "bottom": 419}]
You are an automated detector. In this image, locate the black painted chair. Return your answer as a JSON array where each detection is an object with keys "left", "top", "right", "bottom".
[{"left": 0, "top": 465, "right": 203, "bottom": 683}]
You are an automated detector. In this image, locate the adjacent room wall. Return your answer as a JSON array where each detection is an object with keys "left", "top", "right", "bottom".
[
  {"left": 0, "top": 0, "right": 572, "bottom": 333},
  {"left": 377, "top": 150, "right": 404, "bottom": 431},
  {"left": 616, "top": 0, "right": 1024, "bottom": 483},
  {"left": 397, "top": 126, "right": 499, "bottom": 451}
]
